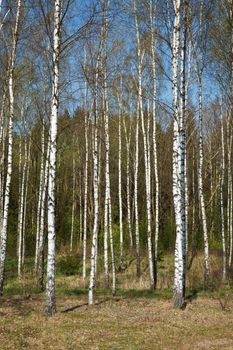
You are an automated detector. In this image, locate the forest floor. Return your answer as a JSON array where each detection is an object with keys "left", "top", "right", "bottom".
[{"left": 0, "top": 253, "right": 233, "bottom": 350}]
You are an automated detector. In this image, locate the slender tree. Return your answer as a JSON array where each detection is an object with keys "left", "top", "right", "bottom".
[
  {"left": 44, "top": 0, "right": 62, "bottom": 316},
  {"left": 0, "top": 0, "right": 23, "bottom": 294},
  {"left": 134, "top": 0, "right": 154, "bottom": 289},
  {"left": 172, "top": 0, "right": 187, "bottom": 308}
]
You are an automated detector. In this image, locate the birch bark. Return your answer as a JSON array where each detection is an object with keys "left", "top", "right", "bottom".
[
  {"left": 123, "top": 107, "right": 133, "bottom": 253},
  {"left": 103, "top": 0, "right": 115, "bottom": 293},
  {"left": 220, "top": 98, "right": 226, "bottom": 280},
  {"left": 172, "top": 0, "right": 187, "bottom": 308},
  {"left": 150, "top": 0, "right": 159, "bottom": 287},
  {"left": 44, "top": 0, "right": 61, "bottom": 315},
  {"left": 82, "top": 46, "right": 89, "bottom": 281},
  {"left": 39, "top": 137, "right": 50, "bottom": 291},
  {"left": 134, "top": 0, "right": 154, "bottom": 289},
  {"left": 0, "top": 0, "right": 23, "bottom": 294},
  {"left": 118, "top": 92, "right": 123, "bottom": 271},
  {"left": 88, "top": 22, "right": 104, "bottom": 305},
  {"left": 17, "top": 133, "right": 27, "bottom": 277},
  {"left": 70, "top": 148, "right": 76, "bottom": 253},
  {"left": 191, "top": 0, "right": 209, "bottom": 288},
  {"left": 228, "top": 3, "right": 233, "bottom": 268},
  {"left": 22, "top": 138, "right": 31, "bottom": 266},
  {"left": 35, "top": 122, "right": 45, "bottom": 272},
  {"left": 134, "top": 101, "right": 140, "bottom": 277}
]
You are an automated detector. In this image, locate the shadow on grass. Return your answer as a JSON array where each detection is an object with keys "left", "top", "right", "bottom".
[
  {"left": 59, "top": 288, "right": 173, "bottom": 313},
  {"left": 61, "top": 297, "right": 118, "bottom": 313}
]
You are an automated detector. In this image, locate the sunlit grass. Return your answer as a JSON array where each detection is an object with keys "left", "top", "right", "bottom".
[{"left": 0, "top": 253, "right": 233, "bottom": 349}]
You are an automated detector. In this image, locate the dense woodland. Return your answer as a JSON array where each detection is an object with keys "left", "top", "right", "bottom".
[{"left": 0, "top": 0, "right": 232, "bottom": 317}]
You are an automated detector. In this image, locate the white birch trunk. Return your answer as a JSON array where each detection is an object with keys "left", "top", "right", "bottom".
[
  {"left": 44, "top": 0, "right": 61, "bottom": 315},
  {"left": 35, "top": 123, "right": 45, "bottom": 272},
  {"left": 150, "top": 0, "right": 159, "bottom": 287},
  {"left": 0, "top": 0, "right": 22, "bottom": 294},
  {"left": 228, "top": 4, "right": 233, "bottom": 268},
  {"left": 134, "top": 0, "right": 154, "bottom": 289},
  {"left": 103, "top": 76, "right": 109, "bottom": 288},
  {"left": 17, "top": 136, "right": 27, "bottom": 277},
  {"left": 198, "top": 79, "right": 209, "bottom": 288},
  {"left": 220, "top": 99, "right": 226, "bottom": 280},
  {"left": 134, "top": 101, "right": 140, "bottom": 277},
  {"left": 22, "top": 138, "right": 31, "bottom": 266},
  {"left": 191, "top": 149, "right": 196, "bottom": 250},
  {"left": 103, "top": 0, "right": 115, "bottom": 292},
  {"left": 104, "top": 178, "right": 109, "bottom": 288},
  {"left": 172, "top": 0, "right": 187, "bottom": 308},
  {"left": 70, "top": 151, "right": 76, "bottom": 253},
  {"left": 17, "top": 122, "right": 22, "bottom": 259},
  {"left": 88, "top": 124, "right": 99, "bottom": 305},
  {"left": 191, "top": 0, "right": 209, "bottom": 288},
  {"left": 118, "top": 93, "right": 123, "bottom": 271},
  {"left": 82, "top": 46, "right": 89, "bottom": 281},
  {"left": 123, "top": 111, "right": 133, "bottom": 253},
  {"left": 39, "top": 137, "right": 50, "bottom": 291},
  {"left": 184, "top": 40, "right": 191, "bottom": 254},
  {"left": 228, "top": 178, "right": 233, "bottom": 267},
  {"left": 0, "top": 93, "right": 6, "bottom": 235},
  {"left": 228, "top": 119, "right": 233, "bottom": 268},
  {"left": 88, "top": 27, "right": 104, "bottom": 305},
  {"left": 79, "top": 173, "right": 82, "bottom": 243}
]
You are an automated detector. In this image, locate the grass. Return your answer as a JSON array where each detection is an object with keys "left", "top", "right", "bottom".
[{"left": 0, "top": 253, "right": 232, "bottom": 349}]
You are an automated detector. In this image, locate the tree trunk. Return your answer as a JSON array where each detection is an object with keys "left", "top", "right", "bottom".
[
  {"left": 88, "top": 25, "right": 104, "bottom": 305},
  {"left": 220, "top": 98, "right": 226, "bottom": 280},
  {"left": 0, "top": 0, "right": 23, "bottom": 295},
  {"left": 134, "top": 101, "right": 140, "bottom": 277},
  {"left": 70, "top": 149, "right": 76, "bottom": 253},
  {"left": 44, "top": 0, "right": 61, "bottom": 316},
  {"left": 150, "top": 0, "right": 159, "bottom": 287},
  {"left": 118, "top": 93, "right": 123, "bottom": 271},
  {"left": 17, "top": 135, "right": 27, "bottom": 277},
  {"left": 35, "top": 123, "right": 45, "bottom": 272},
  {"left": 172, "top": 0, "right": 187, "bottom": 308},
  {"left": 22, "top": 138, "right": 31, "bottom": 267},
  {"left": 134, "top": 0, "right": 154, "bottom": 289},
  {"left": 82, "top": 47, "right": 89, "bottom": 281}
]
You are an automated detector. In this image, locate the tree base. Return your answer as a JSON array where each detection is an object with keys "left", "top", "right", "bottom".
[
  {"left": 173, "top": 291, "right": 186, "bottom": 309},
  {"left": 44, "top": 303, "right": 56, "bottom": 316}
]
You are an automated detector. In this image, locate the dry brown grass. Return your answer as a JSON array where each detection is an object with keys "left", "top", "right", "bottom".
[
  {"left": 0, "top": 294, "right": 233, "bottom": 350},
  {"left": 0, "top": 253, "right": 232, "bottom": 349}
]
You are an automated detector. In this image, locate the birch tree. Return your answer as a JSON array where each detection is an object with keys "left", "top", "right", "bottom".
[
  {"left": 70, "top": 142, "right": 76, "bottom": 253},
  {"left": 17, "top": 121, "right": 27, "bottom": 277},
  {"left": 150, "top": 0, "right": 159, "bottom": 287},
  {"left": 196, "top": 0, "right": 209, "bottom": 288},
  {"left": 172, "top": 0, "right": 187, "bottom": 308},
  {"left": 220, "top": 98, "right": 226, "bottom": 280},
  {"left": 134, "top": 0, "right": 154, "bottom": 289},
  {"left": 88, "top": 12, "right": 104, "bottom": 305},
  {"left": 0, "top": 0, "right": 23, "bottom": 294},
  {"left": 134, "top": 100, "right": 140, "bottom": 277},
  {"left": 117, "top": 89, "right": 124, "bottom": 271},
  {"left": 82, "top": 46, "right": 89, "bottom": 281},
  {"left": 123, "top": 102, "right": 133, "bottom": 254},
  {"left": 35, "top": 121, "right": 45, "bottom": 272},
  {"left": 103, "top": 0, "right": 116, "bottom": 294},
  {"left": 228, "top": 1, "right": 233, "bottom": 268},
  {"left": 44, "top": 0, "right": 62, "bottom": 316}
]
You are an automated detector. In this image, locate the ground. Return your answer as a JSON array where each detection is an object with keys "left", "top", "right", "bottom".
[
  {"left": 0, "top": 254, "right": 232, "bottom": 349},
  {"left": 0, "top": 294, "right": 233, "bottom": 349}
]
